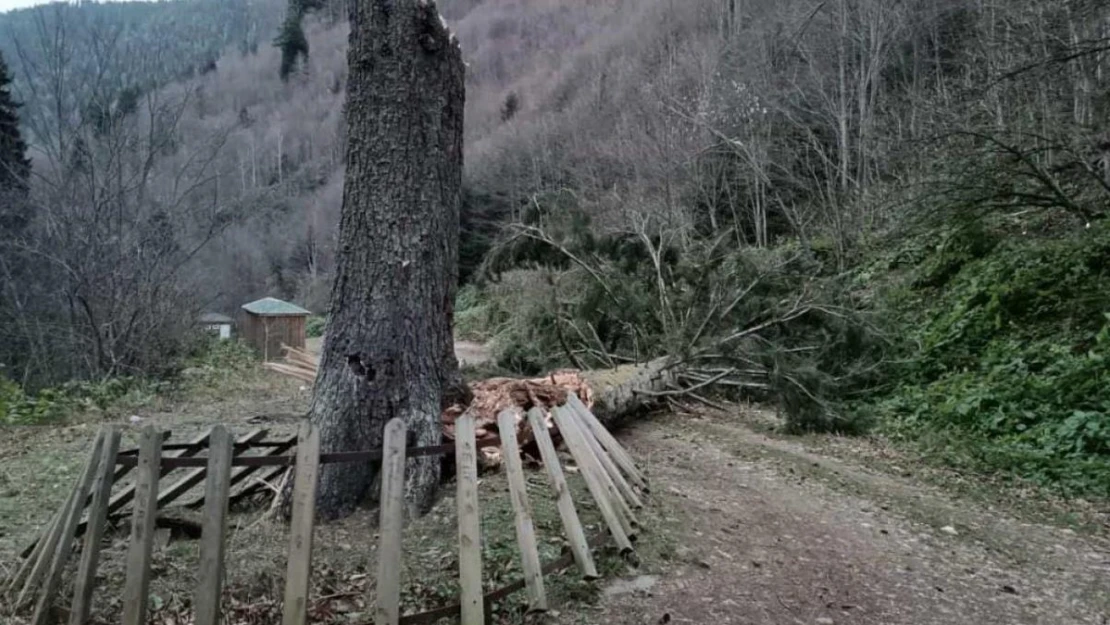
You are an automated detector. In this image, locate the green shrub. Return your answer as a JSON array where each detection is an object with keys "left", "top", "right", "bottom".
[
  {"left": 305, "top": 315, "right": 327, "bottom": 338},
  {"left": 868, "top": 220, "right": 1110, "bottom": 496}
]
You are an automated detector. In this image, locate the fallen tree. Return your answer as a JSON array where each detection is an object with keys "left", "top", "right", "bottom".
[{"left": 268, "top": 346, "right": 673, "bottom": 468}]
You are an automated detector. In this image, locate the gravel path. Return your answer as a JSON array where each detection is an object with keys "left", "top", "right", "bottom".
[{"left": 576, "top": 411, "right": 1110, "bottom": 625}]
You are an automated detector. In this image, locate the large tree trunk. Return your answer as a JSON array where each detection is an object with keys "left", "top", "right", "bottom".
[{"left": 309, "top": 0, "right": 465, "bottom": 520}]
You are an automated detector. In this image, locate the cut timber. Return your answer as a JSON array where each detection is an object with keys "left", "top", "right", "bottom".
[
  {"left": 497, "top": 409, "right": 547, "bottom": 612},
  {"left": 282, "top": 421, "right": 320, "bottom": 625},
  {"left": 69, "top": 428, "right": 121, "bottom": 625},
  {"left": 374, "top": 419, "right": 406, "bottom": 625},
  {"left": 454, "top": 414, "right": 484, "bottom": 625},
  {"left": 580, "top": 357, "right": 672, "bottom": 424},
  {"left": 29, "top": 430, "right": 105, "bottom": 623},
  {"left": 195, "top": 425, "right": 234, "bottom": 625},
  {"left": 558, "top": 406, "right": 639, "bottom": 533},
  {"left": 570, "top": 407, "right": 642, "bottom": 509},
  {"left": 550, "top": 406, "right": 633, "bottom": 554},
  {"left": 121, "top": 427, "right": 163, "bottom": 625},
  {"left": 565, "top": 392, "right": 648, "bottom": 490},
  {"left": 525, "top": 408, "right": 598, "bottom": 579}
]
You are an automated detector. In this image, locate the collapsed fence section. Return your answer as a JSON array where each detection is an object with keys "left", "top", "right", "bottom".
[{"left": 5, "top": 392, "right": 649, "bottom": 625}]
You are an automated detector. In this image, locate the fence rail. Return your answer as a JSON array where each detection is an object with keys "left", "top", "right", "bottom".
[{"left": 5, "top": 392, "right": 649, "bottom": 625}]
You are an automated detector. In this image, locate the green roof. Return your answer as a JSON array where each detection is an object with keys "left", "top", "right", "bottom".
[{"left": 241, "top": 297, "right": 311, "bottom": 317}]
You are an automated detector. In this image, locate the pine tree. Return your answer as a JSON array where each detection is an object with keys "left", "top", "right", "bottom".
[
  {"left": 0, "top": 51, "right": 30, "bottom": 197},
  {"left": 0, "top": 51, "right": 32, "bottom": 235}
]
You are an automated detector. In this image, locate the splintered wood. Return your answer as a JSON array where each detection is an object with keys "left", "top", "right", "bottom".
[{"left": 267, "top": 345, "right": 597, "bottom": 468}]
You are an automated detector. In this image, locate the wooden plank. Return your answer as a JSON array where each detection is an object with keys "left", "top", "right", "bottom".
[
  {"left": 561, "top": 409, "right": 638, "bottom": 532},
  {"left": 155, "top": 429, "right": 267, "bottom": 510},
  {"left": 121, "top": 426, "right": 163, "bottom": 625},
  {"left": 68, "top": 427, "right": 122, "bottom": 625},
  {"left": 550, "top": 407, "right": 634, "bottom": 554},
  {"left": 566, "top": 392, "right": 647, "bottom": 490},
  {"left": 570, "top": 408, "right": 642, "bottom": 509},
  {"left": 525, "top": 408, "right": 598, "bottom": 579},
  {"left": 27, "top": 431, "right": 106, "bottom": 621},
  {"left": 104, "top": 428, "right": 213, "bottom": 519},
  {"left": 454, "top": 413, "right": 484, "bottom": 625},
  {"left": 194, "top": 425, "right": 235, "bottom": 625},
  {"left": 183, "top": 434, "right": 296, "bottom": 509},
  {"left": 374, "top": 418, "right": 407, "bottom": 625},
  {"left": 497, "top": 410, "right": 548, "bottom": 612},
  {"left": 281, "top": 421, "right": 320, "bottom": 625}
]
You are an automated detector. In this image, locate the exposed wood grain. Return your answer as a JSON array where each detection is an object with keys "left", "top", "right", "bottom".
[
  {"left": 454, "top": 413, "right": 484, "bottom": 625},
  {"left": 281, "top": 421, "right": 320, "bottom": 625},
  {"left": 525, "top": 408, "right": 598, "bottom": 579},
  {"left": 68, "top": 428, "right": 121, "bottom": 625},
  {"left": 498, "top": 409, "right": 548, "bottom": 612},
  {"left": 121, "top": 427, "right": 163, "bottom": 625},
  {"left": 195, "top": 425, "right": 234, "bottom": 625},
  {"left": 29, "top": 431, "right": 105, "bottom": 623},
  {"left": 566, "top": 392, "right": 648, "bottom": 490},
  {"left": 550, "top": 406, "right": 634, "bottom": 553},
  {"left": 374, "top": 418, "right": 407, "bottom": 625}
]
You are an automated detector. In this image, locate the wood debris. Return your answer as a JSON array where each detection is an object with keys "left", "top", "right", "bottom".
[{"left": 264, "top": 346, "right": 595, "bottom": 467}]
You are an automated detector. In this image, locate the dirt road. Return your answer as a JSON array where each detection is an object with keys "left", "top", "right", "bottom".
[{"left": 582, "top": 410, "right": 1110, "bottom": 625}]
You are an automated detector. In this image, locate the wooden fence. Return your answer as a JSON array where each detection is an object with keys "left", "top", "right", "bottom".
[{"left": 4, "top": 393, "right": 649, "bottom": 625}]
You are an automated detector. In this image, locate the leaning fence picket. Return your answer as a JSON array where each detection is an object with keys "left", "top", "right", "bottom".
[
  {"left": 525, "top": 408, "right": 598, "bottom": 579},
  {"left": 498, "top": 409, "right": 548, "bottom": 612},
  {"left": 30, "top": 430, "right": 106, "bottom": 625},
  {"left": 69, "top": 427, "right": 122, "bottom": 625}
]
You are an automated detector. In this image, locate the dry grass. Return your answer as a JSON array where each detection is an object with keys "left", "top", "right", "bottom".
[{"left": 0, "top": 363, "right": 674, "bottom": 624}]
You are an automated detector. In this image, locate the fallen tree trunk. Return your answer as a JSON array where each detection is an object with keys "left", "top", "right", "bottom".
[{"left": 266, "top": 347, "right": 674, "bottom": 467}]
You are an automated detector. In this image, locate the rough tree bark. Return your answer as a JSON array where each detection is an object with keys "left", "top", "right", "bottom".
[{"left": 309, "top": 0, "right": 466, "bottom": 520}]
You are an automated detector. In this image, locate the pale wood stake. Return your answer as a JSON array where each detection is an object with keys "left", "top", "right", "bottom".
[
  {"left": 194, "top": 425, "right": 235, "bottom": 625},
  {"left": 68, "top": 427, "right": 122, "bottom": 625},
  {"left": 374, "top": 418, "right": 407, "bottom": 625},
  {"left": 281, "top": 421, "right": 321, "bottom": 625},
  {"left": 454, "top": 413, "right": 484, "bottom": 625},
  {"left": 29, "top": 430, "right": 106, "bottom": 624},
  {"left": 556, "top": 407, "right": 638, "bottom": 535},
  {"left": 498, "top": 409, "right": 548, "bottom": 612},
  {"left": 571, "top": 408, "right": 643, "bottom": 509},
  {"left": 566, "top": 392, "right": 647, "bottom": 489},
  {"left": 525, "top": 408, "right": 598, "bottom": 579},
  {"left": 121, "top": 426, "right": 164, "bottom": 625},
  {"left": 550, "top": 407, "right": 634, "bottom": 553}
]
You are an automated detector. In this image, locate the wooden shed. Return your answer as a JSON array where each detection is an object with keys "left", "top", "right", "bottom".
[{"left": 240, "top": 297, "right": 311, "bottom": 361}]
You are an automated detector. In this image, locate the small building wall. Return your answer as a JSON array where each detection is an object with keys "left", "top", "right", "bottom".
[{"left": 241, "top": 313, "right": 306, "bottom": 361}]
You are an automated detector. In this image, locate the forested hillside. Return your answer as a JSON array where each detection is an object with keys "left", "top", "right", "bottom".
[{"left": 1, "top": 0, "right": 1108, "bottom": 496}]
